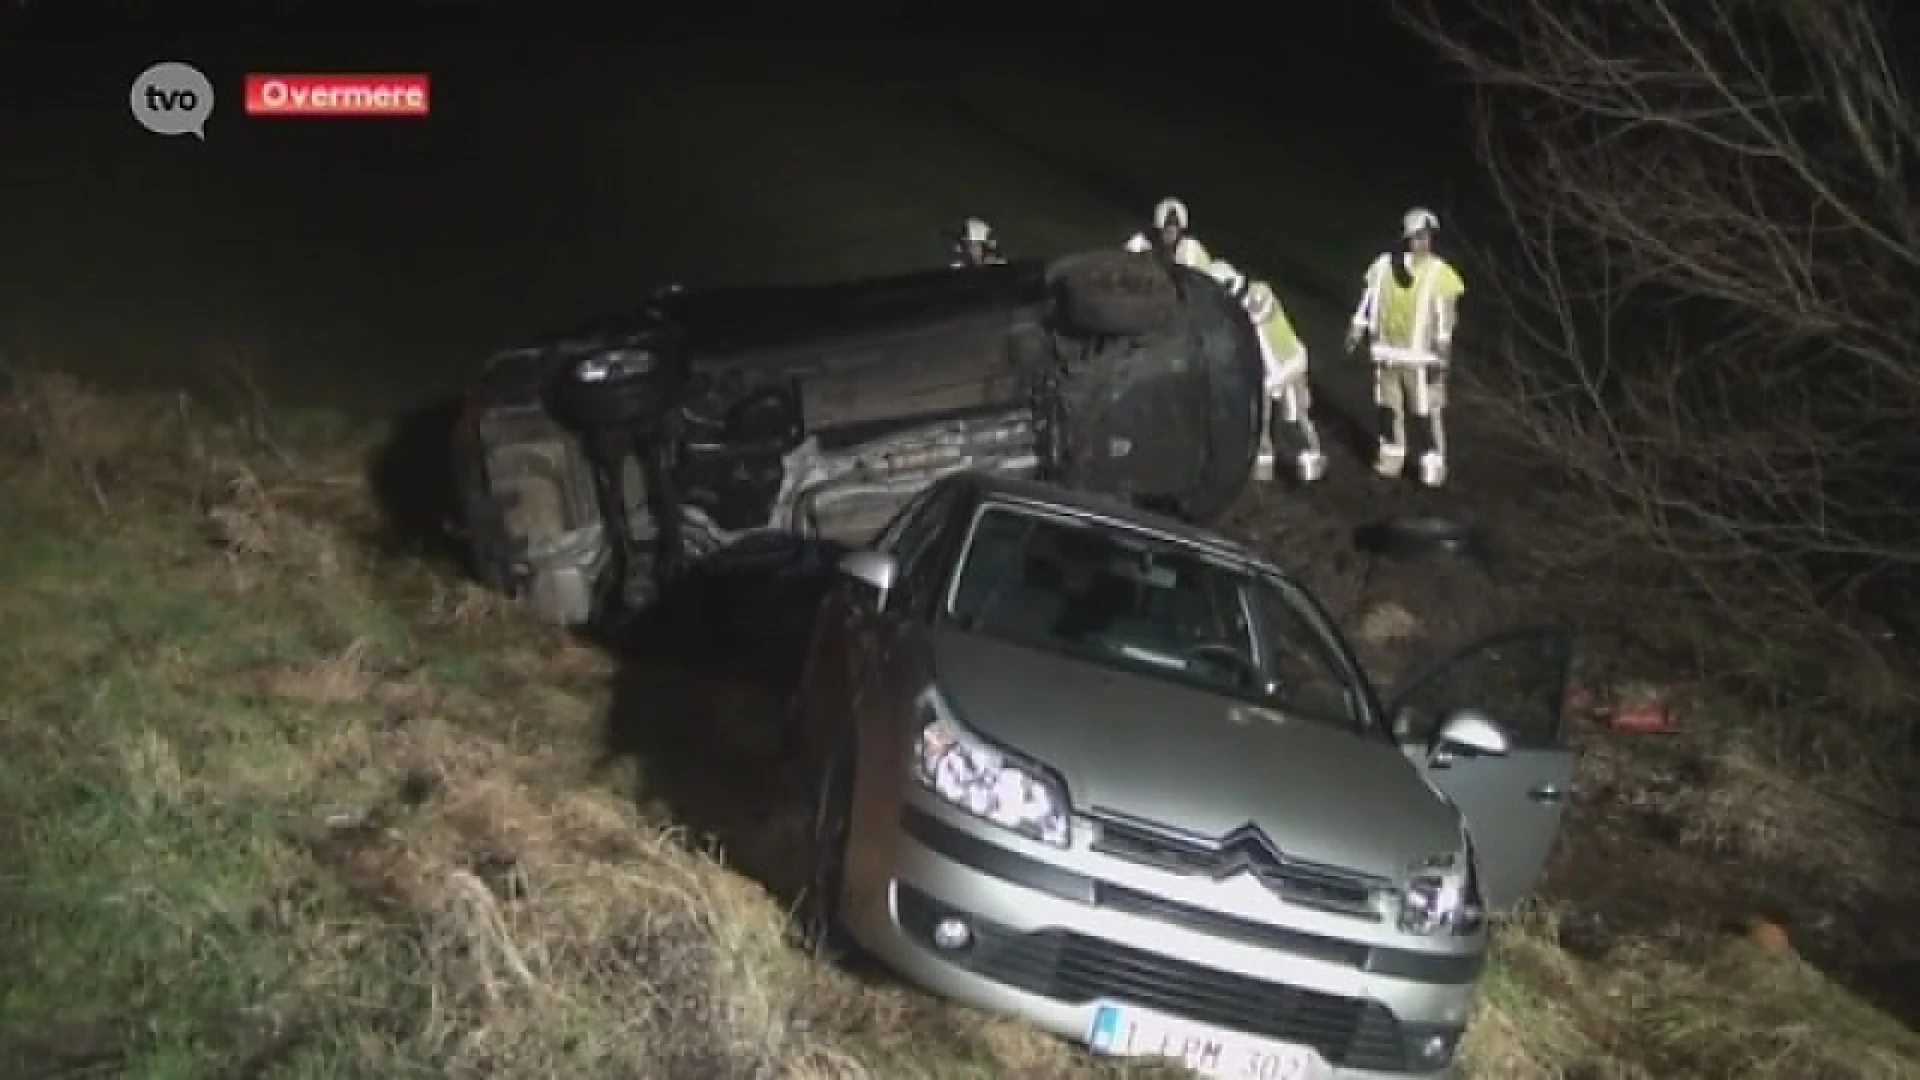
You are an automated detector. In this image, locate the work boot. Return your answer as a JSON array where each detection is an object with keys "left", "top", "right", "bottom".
[
  {"left": 1296, "top": 449, "right": 1326, "bottom": 484},
  {"left": 1374, "top": 406, "right": 1404, "bottom": 479}
]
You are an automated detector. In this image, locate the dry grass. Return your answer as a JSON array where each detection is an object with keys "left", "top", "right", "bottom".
[
  {"left": 1454, "top": 659, "right": 1920, "bottom": 1078},
  {"left": 1465, "top": 908, "right": 1920, "bottom": 1080},
  {"left": 1598, "top": 727, "right": 1903, "bottom": 904},
  {"left": 1, "top": 370, "right": 1916, "bottom": 1079},
  {"left": 0, "top": 371, "right": 1177, "bottom": 1080}
]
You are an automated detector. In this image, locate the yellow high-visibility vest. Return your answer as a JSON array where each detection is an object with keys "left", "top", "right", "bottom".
[
  {"left": 1261, "top": 304, "right": 1302, "bottom": 361},
  {"left": 1359, "top": 254, "right": 1465, "bottom": 352}
]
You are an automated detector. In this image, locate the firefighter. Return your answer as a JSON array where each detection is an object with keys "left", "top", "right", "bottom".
[
  {"left": 950, "top": 217, "right": 1006, "bottom": 268},
  {"left": 1345, "top": 207, "right": 1465, "bottom": 487},
  {"left": 1209, "top": 262, "right": 1323, "bottom": 484},
  {"left": 1245, "top": 278, "right": 1324, "bottom": 484},
  {"left": 1124, "top": 196, "right": 1213, "bottom": 269}
]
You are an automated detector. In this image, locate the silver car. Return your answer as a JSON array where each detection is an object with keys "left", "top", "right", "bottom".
[{"left": 788, "top": 472, "right": 1576, "bottom": 1080}]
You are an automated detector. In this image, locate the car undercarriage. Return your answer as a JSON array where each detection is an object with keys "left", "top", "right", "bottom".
[{"left": 452, "top": 249, "right": 1266, "bottom": 627}]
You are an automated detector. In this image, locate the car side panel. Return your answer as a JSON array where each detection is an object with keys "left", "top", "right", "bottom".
[
  {"left": 794, "top": 583, "right": 858, "bottom": 776},
  {"left": 1418, "top": 749, "right": 1574, "bottom": 911},
  {"left": 1388, "top": 627, "right": 1579, "bottom": 911},
  {"left": 841, "top": 618, "right": 936, "bottom": 932}
]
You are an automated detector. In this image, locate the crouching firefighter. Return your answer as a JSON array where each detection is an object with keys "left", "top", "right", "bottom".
[
  {"left": 950, "top": 217, "right": 1006, "bottom": 268},
  {"left": 1210, "top": 262, "right": 1324, "bottom": 484},
  {"left": 1345, "top": 207, "right": 1465, "bottom": 487}
]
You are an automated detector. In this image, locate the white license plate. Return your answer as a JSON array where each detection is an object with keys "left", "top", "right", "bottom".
[{"left": 1088, "top": 1004, "right": 1326, "bottom": 1080}]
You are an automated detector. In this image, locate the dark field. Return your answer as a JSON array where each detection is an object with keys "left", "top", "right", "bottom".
[{"left": 0, "top": 36, "right": 1452, "bottom": 411}]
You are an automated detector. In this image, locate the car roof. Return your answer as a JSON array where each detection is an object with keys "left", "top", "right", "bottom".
[{"left": 951, "top": 472, "right": 1264, "bottom": 567}]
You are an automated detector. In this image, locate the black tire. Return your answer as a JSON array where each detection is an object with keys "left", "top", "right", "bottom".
[
  {"left": 798, "top": 739, "right": 857, "bottom": 962},
  {"left": 545, "top": 349, "right": 683, "bottom": 435},
  {"left": 1355, "top": 514, "right": 1490, "bottom": 562},
  {"left": 1048, "top": 250, "right": 1181, "bottom": 337},
  {"left": 451, "top": 408, "right": 511, "bottom": 591},
  {"left": 1170, "top": 267, "right": 1265, "bottom": 524}
]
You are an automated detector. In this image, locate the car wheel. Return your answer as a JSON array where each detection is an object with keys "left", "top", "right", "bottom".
[
  {"left": 799, "top": 738, "right": 857, "bottom": 961},
  {"left": 1170, "top": 269, "right": 1265, "bottom": 524},
  {"left": 1048, "top": 250, "right": 1181, "bottom": 337},
  {"left": 1355, "top": 514, "right": 1491, "bottom": 563},
  {"left": 544, "top": 344, "right": 685, "bottom": 434}
]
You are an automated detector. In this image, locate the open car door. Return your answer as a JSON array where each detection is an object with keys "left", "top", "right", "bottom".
[{"left": 1385, "top": 627, "right": 1578, "bottom": 912}]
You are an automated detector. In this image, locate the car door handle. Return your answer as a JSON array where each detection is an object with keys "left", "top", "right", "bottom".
[{"left": 1528, "top": 783, "right": 1566, "bottom": 804}]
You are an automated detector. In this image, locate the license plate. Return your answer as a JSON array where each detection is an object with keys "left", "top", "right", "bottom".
[{"left": 1088, "top": 1004, "right": 1326, "bottom": 1080}]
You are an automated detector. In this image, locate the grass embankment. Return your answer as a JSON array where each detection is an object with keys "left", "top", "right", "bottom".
[
  {"left": 4, "top": 373, "right": 1916, "bottom": 1080},
  {"left": 0, "top": 373, "right": 1185, "bottom": 1080},
  {"left": 1466, "top": 715, "right": 1920, "bottom": 1078}
]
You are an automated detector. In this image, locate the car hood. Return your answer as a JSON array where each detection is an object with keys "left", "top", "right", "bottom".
[{"left": 932, "top": 629, "right": 1461, "bottom": 878}]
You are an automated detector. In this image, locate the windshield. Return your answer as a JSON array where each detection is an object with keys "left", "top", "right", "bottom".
[{"left": 944, "top": 504, "right": 1368, "bottom": 733}]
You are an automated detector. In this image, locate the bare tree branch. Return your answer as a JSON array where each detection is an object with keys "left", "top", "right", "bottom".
[{"left": 1397, "top": 0, "right": 1920, "bottom": 715}]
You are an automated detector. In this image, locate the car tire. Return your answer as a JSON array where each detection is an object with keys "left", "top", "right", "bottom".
[
  {"left": 451, "top": 409, "right": 512, "bottom": 591},
  {"left": 1048, "top": 250, "right": 1181, "bottom": 337},
  {"left": 1170, "top": 268, "right": 1266, "bottom": 524},
  {"left": 1355, "top": 514, "right": 1490, "bottom": 562},
  {"left": 544, "top": 348, "right": 684, "bottom": 435},
  {"left": 798, "top": 738, "right": 857, "bottom": 962}
]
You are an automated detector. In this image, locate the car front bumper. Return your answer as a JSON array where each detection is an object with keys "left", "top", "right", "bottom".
[{"left": 840, "top": 800, "right": 1481, "bottom": 1079}]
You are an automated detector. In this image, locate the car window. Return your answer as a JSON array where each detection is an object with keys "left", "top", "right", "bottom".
[
  {"left": 1249, "top": 582, "right": 1367, "bottom": 733},
  {"left": 875, "top": 485, "right": 940, "bottom": 554},
  {"left": 1389, "top": 630, "right": 1574, "bottom": 750},
  {"left": 890, "top": 485, "right": 964, "bottom": 618},
  {"left": 945, "top": 504, "right": 1328, "bottom": 708}
]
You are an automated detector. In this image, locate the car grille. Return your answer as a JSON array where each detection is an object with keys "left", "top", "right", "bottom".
[
  {"left": 1095, "top": 882, "right": 1371, "bottom": 967},
  {"left": 897, "top": 885, "right": 1413, "bottom": 1072},
  {"left": 1090, "top": 814, "right": 1386, "bottom": 920}
]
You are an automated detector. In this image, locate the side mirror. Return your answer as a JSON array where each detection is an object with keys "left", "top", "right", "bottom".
[
  {"left": 838, "top": 550, "right": 899, "bottom": 607},
  {"left": 1431, "top": 709, "right": 1511, "bottom": 760}
]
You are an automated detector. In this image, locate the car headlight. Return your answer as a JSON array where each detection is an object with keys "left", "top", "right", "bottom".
[
  {"left": 1398, "top": 850, "right": 1485, "bottom": 936},
  {"left": 911, "top": 688, "right": 1071, "bottom": 848}
]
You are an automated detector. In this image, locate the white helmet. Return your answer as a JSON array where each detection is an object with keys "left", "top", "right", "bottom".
[
  {"left": 1153, "top": 197, "right": 1190, "bottom": 231},
  {"left": 962, "top": 217, "right": 995, "bottom": 245},
  {"left": 1244, "top": 280, "right": 1277, "bottom": 322},
  {"left": 1402, "top": 207, "right": 1440, "bottom": 238},
  {"left": 1205, "top": 260, "right": 1247, "bottom": 298}
]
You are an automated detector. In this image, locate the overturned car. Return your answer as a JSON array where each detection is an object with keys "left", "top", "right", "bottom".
[{"left": 452, "top": 250, "right": 1267, "bottom": 627}]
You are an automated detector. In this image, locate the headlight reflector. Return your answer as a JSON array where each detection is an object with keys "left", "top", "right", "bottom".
[
  {"left": 911, "top": 689, "right": 1070, "bottom": 848},
  {"left": 1398, "top": 851, "right": 1485, "bottom": 936}
]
